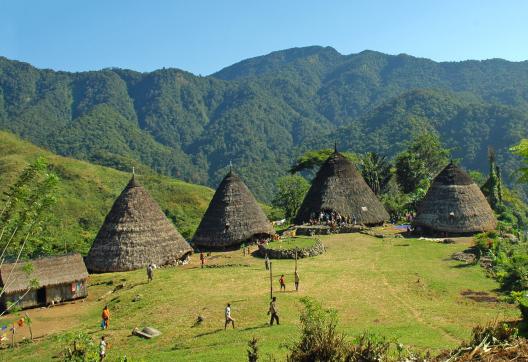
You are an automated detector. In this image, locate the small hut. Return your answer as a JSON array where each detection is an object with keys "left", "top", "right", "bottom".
[
  {"left": 0, "top": 253, "right": 88, "bottom": 311},
  {"left": 413, "top": 162, "right": 497, "bottom": 234},
  {"left": 85, "top": 176, "right": 192, "bottom": 272},
  {"left": 192, "top": 170, "right": 275, "bottom": 250},
  {"left": 295, "top": 150, "right": 389, "bottom": 225}
]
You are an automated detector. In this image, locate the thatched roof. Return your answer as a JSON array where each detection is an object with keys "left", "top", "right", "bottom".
[
  {"left": 414, "top": 162, "right": 497, "bottom": 234},
  {"left": 192, "top": 170, "right": 275, "bottom": 249},
  {"left": 295, "top": 151, "right": 389, "bottom": 225},
  {"left": 0, "top": 253, "right": 88, "bottom": 294},
  {"left": 85, "top": 176, "right": 192, "bottom": 272}
]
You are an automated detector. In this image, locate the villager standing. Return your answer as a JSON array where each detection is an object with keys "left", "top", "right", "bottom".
[
  {"left": 294, "top": 271, "right": 300, "bottom": 291},
  {"left": 147, "top": 263, "right": 154, "bottom": 282},
  {"left": 200, "top": 252, "right": 205, "bottom": 268},
  {"left": 224, "top": 303, "right": 235, "bottom": 330},
  {"left": 268, "top": 297, "right": 279, "bottom": 326},
  {"left": 99, "top": 336, "right": 106, "bottom": 361},
  {"left": 279, "top": 274, "right": 286, "bottom": 291},
  {"left": 101, "top": 306, "right": 110, "bottom": 330},
  {"left": 264, "top": 254, "right": 269, "bottom": 270}
]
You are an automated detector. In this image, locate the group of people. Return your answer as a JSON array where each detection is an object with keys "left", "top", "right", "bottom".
[
  {"left": 279, "top": 272, "right": 300, "bottom": 292},
  {"left": 308, "top": 210, "right": 357, "bottom": 227}
]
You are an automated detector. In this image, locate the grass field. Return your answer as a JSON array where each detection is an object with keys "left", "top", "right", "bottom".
[
  {"left": 265, "top": 236, "right": 318, "bottom": 250},
  {"left": 1, "top": 231, "right": 519, "bottom": 361}
]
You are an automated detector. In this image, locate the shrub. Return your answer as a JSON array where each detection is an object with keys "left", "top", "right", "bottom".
[
  {"left": 347, "top": 332, "right": 391, "bottom": 361},
  {"left": 56, "top": 331, "right": 98, "bottom": 362},
  {"left": 287, "top": 297, "right": 348, "bottom": 362},
  {"left": 248, "top": 337, "right": 259, "bottom": 362}
]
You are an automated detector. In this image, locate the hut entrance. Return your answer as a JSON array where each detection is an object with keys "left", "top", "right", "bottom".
[{"left": 36, "top": 287, "right": 46, "bottom": 305}]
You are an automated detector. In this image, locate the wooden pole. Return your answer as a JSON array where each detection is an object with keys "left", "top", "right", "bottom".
[
  {"left": 269, "top": 261, "right": 273, "bottom": 299},
  {"left": 11, "top": 323, "right": 14, "bottom": 348},
  {"left": 295, "top": 250, "right": 298, "bottom": 273}
]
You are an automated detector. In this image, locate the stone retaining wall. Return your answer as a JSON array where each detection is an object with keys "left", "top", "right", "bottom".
[
  {"left": 256, "top": 239, "right": 325, "bottom": 259},
  {"left": 295, "top": 225, "right": 365, "bottom": 236}
]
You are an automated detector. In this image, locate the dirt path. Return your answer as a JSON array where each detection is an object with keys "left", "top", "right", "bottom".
[{"left": 1, "top": 298, "right": 93, "bottom": 343}]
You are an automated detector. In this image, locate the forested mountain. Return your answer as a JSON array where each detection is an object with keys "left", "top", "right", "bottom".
[{"left": 1, "top": 46, "right": 528, "bottom": 201}]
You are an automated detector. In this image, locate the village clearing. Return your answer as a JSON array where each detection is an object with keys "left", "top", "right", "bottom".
[{"left": 1, "top": 231, "right": 519, "bottom": 361}]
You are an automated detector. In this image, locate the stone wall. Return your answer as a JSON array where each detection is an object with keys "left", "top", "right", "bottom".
[
  {"left": 295, "top": 225, "right": 365, "bottom": 236},
  {"left": 256, "top": 239, "right": 325, "bottom": 259}
]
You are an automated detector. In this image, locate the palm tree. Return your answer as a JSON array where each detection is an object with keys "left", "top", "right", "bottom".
[{"left": 359, "top": 152, "right": 392, "bottom": 195}]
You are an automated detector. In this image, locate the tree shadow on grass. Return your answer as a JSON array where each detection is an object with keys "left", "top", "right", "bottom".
[
  {"left": 450, "top": 263, "right": 477, "bottom": 269},
  {"left": 239, "top": 323, "right": 269, "bottom": 332},
  {"left": 194, "top": 328, "right": 223, "bottom": 338}
]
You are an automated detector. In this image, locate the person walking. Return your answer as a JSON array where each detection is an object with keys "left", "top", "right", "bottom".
[
  {"left": 268, "top": 297, "right": 279, "bottom": 326},
  {"left": 147, "top": 263, "right": 154, "bottom": 283},
  {"left": 101, "top": 306, "right": 110, "bottom": 330},
  {"left": 294, "top": 271, "right": 300, "bottom": 291},
  {"left": 279, "top": 274, "right": 286, "bottom": 291},
  {"left": 264, "top": 254, "right": 269, "bottom": 270},
  {"left": 224, "top": 303, "right": 235, "bottom": 330},
  {"left": 99, "top": 336, "right": 106, "bottom": 361},
  {"left": 200, "top": 252, "right": 205, "bottom": 269}
]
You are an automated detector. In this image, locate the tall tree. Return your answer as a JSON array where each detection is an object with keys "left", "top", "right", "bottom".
[
  {"left": 0, "top": 158, "right": 58, "bottom": 314},
  {"left": 511, "top": 139, "right": 528, "bottom": 184},
  {"left": 272, "top": 175, "right": 309, "bottom": 220},
  {"left": 481, "top": 147, "right": 503, "bottom": 211},
  {"left": 395, "top": 132, "right": 450, "bottom": 194}
]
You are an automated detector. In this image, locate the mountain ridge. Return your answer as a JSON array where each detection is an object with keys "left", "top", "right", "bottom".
[{"left": 1, "top": 47, "right": 527, "bottom": 201}]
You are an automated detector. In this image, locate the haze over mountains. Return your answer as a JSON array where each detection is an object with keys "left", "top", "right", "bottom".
[{"left": 1, "top": 46, "right": 527, "bottom": 201}]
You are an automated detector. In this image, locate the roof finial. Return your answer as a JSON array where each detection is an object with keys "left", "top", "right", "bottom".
[
  {"left": 334, "top": 141, "right": 338, "bottom": 153},
  {"left": 229, "top": 161, "right": 233, "bottom": 173},
  {"left": 132, "top": 166, "right": 135, "bottom": 179}
]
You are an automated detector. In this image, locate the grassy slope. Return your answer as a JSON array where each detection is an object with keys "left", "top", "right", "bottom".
[
  {"left": 2, "top": 232, "right": 518, "bottom": 361},
  {"left": 0, "top": 131, "right": 214, "bottom": 253}
]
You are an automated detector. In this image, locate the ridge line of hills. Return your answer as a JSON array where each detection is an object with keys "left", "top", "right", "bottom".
[
  {"left": 0, "top": 130, "right": 214, "bottom": 255},
  {"left": 1, "top": 46, "right": 528, "bottom": 201}
]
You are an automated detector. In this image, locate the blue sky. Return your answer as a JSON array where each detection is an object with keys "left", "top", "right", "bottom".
[{"left": 1, "top": 0, "right": 527, "bottom": 75}]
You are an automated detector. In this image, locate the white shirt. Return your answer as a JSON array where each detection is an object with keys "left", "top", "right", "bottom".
[
  {"left": 225, "top": 306, "right": 231, "bottom": 318},
  {"left": 100, "top": 340, "right": 106, "bottom": 354}
]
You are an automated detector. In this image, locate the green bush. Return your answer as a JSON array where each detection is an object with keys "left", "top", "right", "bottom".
[{"left": 287, "top": 297, "right": 348, "bottom": 362}]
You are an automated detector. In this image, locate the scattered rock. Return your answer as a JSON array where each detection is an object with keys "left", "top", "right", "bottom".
[
  {"left": 132, "top": 294, "right": 142, "bottom": 302},
  {"left": 479, "top": 256, "right": 493, "bottom": 270},
  {"left": 257, "top": 240, "right": 325, "bottom": 259},
  {"left": 452, "top": 252, "right": 476, "bottom": 263},
  {"left": 132, "top": 326, "right": 162, "bottom": 339},
  {"left": 192, "top": 315, "right": 205, "bottom": 327},
  {"left": 442, "top": 238, "right": 456, "bottom": 244},
  {"left": 113, "top": 282, "right": 126, "bottom": 292},
  {"left": 374, "top": 233, "right": 385, "bottom": 239},
  {"left": 505, "top": 233, "right": 520, "bottom": 243}
]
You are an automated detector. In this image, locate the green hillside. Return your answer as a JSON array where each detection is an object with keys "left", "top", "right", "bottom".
[
  {"left": 1, "top": 47, "right": 528, "bottom": 200},
  {"left": 0, "top": 131, "right": 214, "bottom": 255}
]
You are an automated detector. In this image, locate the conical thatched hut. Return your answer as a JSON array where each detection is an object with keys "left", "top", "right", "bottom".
[
  {"left": 413, "top": 162, "right": 497, "bottom": 234},
  {"left": 295, "top": 151, "right": 389, "bottom": 225},
  {"left": 85, "top": 176, "right": 192, "bottom": 272},
  {"left": 192, "top": 170, "right": 275, "bottom": 250}
]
